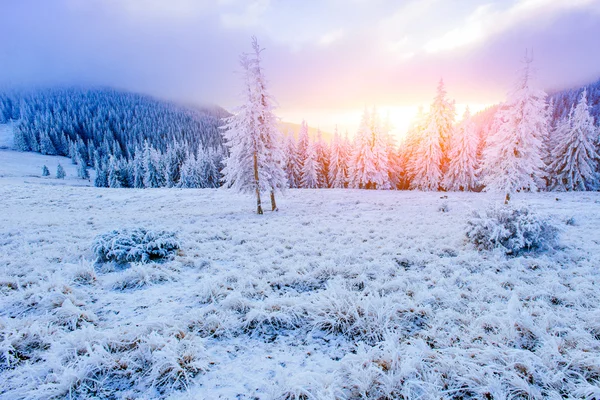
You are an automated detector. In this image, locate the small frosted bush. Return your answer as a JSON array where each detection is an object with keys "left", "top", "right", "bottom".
[
  {"left": 93, "top": 228, "right": 180, "bottom": 265},
  {"left": 466, "top": 204, "right": 559, "bottom": 256}
]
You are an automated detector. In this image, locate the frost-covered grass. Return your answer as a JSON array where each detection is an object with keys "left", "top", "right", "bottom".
[{"left": 1, "top": 180, "right": 600, "bottom": 399}]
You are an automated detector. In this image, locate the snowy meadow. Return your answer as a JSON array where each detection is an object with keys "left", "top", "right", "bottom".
[{"left": 1, "top": 178, "right": 600, "bottom": 399}]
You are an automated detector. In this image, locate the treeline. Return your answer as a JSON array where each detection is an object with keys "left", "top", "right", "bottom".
[
  {"left": 0, "top": 87, "right": 228, "bottom": 188},
  {"left": 282, "top": 76, "right": 600, "bottom": 193},
  {"left": 3, "top": 76, "right": 600, "bottom": 192}
]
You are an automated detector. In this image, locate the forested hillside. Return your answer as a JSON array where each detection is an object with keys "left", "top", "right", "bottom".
[
  {"left": 549, "top": 78, "right": 600, "bottom": 123},
  {"left": 0, "top": 87, "right": 229, "bottom": 188}
]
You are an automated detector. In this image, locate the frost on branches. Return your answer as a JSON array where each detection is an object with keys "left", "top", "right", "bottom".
[
  {"left": 481, "top": 55, "right": 548, "bottom": 203},
  {"left": 221, "top": 37, "right": 287, "bottom": 214},
  {"left": 443, "top": 108, "right": 479, "bottom": 191},
  {"left": 548, "top": 89, "right": 600, "bottom": 191}
]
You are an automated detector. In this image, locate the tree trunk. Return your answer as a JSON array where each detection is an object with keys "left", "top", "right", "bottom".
[
  {"left": 270, "top": 189, "right": 277, "bottom": 211},
  {"left": 254, "top": 152, "right": 263, "bottom": 215},
  {"left": 504, "top": 192, "right": 511, "bottom": 205}
]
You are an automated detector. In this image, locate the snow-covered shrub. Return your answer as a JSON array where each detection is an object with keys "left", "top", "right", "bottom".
[
  {"left": 466, "top": 204, "right": 559, "bottom": 255},
  {"left": 93, "top": 228, "right": 180, "bottom": 265},
  {"left": 41, "top": 165, "right": 50, "bottom": 176}
]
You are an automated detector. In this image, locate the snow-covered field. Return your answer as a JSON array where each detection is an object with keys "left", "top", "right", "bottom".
[{"left": 1, "top": 153, "right": 600, "bottom": 398}]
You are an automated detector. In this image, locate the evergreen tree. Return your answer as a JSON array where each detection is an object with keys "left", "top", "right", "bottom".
[
  {"left": 221, "top": 37, "right": 287, "bottom": 213},
  {"left": 179, "top": 152, "right": 200, "bottom": 188},
  {"left": 315, "top": 129, "right": 331, "bottom": 188},
  {"left": 443, "top": 107, "right": 479, "bottom": 191},
  {"left": 548, "top": 89, "right": 600, "bottom": 191},
  {"left": 143, "top": 142, "right": 165, "bottom": 188},
  {"left": 284, "top": 133, "right": 301, "bottom": 188},
  {"left": 408, "top": 81, "right": 455, "bottom": 191},
  {"left": 295, "top": 120, "right": 310, "bottom": 186},
  {"left": 349, "top": 108, "right": 375, "bottom": 189},
  {"left": 481, "top": 54, "right": 548, "bottom": 203},
  {"left": 329, "top": 127, "right": 349, "bottom": 188},
  {"left": 56, "top": 163, "right": 66, "bottom": 179},
  {"left": 42, "top": 165, "right": 50, "bottom": 177},
  {"left": 382, "top": 114, "right": 401, "bottom": 189},
  {"left": 39, "top": 131, "right": 57, "bottom": 155},
  {"left": 107, "top": 155, "right": 123, "bottom": 188},
  {"left": 370, "top": 109, "right": 391, "bottom": 189},
  {"left": 76, "top": 152, "right": 90, "bottom": 180},
  {"left": 349, "top": 107, "right": 389, "bottom": 189},
  {"left": 301, "top": 138, "right": 319, "bottom": 188},
  {"left": 132, "top": 147, "right": 145, "bottom": 188}
]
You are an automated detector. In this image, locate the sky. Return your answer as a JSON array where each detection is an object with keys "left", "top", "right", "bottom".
[{"left": 1, "top": 0, "right": 600, "bottom": 137}]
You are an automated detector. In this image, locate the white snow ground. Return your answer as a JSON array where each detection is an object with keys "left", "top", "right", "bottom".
[{"left": 1, "top": 147, "right": 600, "bottom": 398}]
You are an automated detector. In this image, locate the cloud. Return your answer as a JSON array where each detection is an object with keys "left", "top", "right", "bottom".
[
  {"left": 424, "top": 0, "right": 600, "bottom": 53},
  {"left": 318, "top": 29, "right": 345, "bottom": 47}
]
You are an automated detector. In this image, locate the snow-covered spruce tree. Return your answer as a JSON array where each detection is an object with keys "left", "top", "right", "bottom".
[
  {"left": 76, "top": 152, "right": 90, "bottom": 180},
  {"left": 481, "top": 55, "right": 548, "bottom": 203},
  {"left": 284, "top": 132, "right": 301, "bottom": 188},
  {"left": 382, "top": 113, "right": 401, "bottom": 189},
  {"left": 295, "top": 120, "right": 310, "bottom": 187},
  {"left": 221, "top": 37, "right": 287, "bottom": 214},
  {"left": 94, "top": 156, "right": 109, "bottom": 187},
  {"left": 143, "top": 141, "right": 165, "bottom": 188},
  {"left": 349, "top": 107, "right": 390, "bottom": 189},
  {"left": 329, "top": 126, "right": 349, "bottom": 188},
  {"left": 132, "top": 147, "right": 145, "bottom": 188},
  {"left": 548, "top": 89, "right": 600, "bottom": 191},
  {"left": 315, "top": 129, "right": 331, "bottom": 188},
  {"left": 301, "top": 138, "right": 319, "bottom": 188},
  {"left": 349, "top": 108, "right": 375, "bottom": 189},
  {"left": 371, "top": 109, "right": 391, "bottom": 189},
  {"left": 56, "top": 163, "right": 66, "bottom": 179},
  {"left": 107, "top": 155, "right": 123, "bottom": 188},
  {"left": 443, "top": 107, "right": 479, "bottom": 191},
  {"left": 409, "top": 80, "right": 456, "bottom": 191},
  {"left": 42, "top": 165, "right": 50, "bottom": 177},
  {"left": 179, "top": 152, "right": 199, "bottom": 188},
  {"left": 39, "top": 130, "right": 57, "bottom": 155}
]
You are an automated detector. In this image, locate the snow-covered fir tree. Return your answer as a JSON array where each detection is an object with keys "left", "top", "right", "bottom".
[
  {"left": 178, "top": 152, "right": 199, "bottom": 188},
  {"left": 315, "top": 129, "right": 330, "bottom": 188},
  {"left": 295, "top": 120, "right": 310, "bottom": 186},
  {"left": 107, "top": 155, "right": 123, "bottom": 188},
  {"left": 56, "top": 163, "right": 66, "bottom": 179},
  {"left": 548, "top": 89, "right": 600, "bottom": 191},
  {"left": 443, "top": 107, "right": 479, "bottom": 191},
  {"left": 481, "top": 55, "right": 548, "bottom": 203},
  {"left": 132, "top": 147, "right": 145, "bottom": 188},
  {"left": 42, "top": 165, "right": 50, "bottom": 177},
  {"left": 349, "top": 107, "right": 390, "bottom": 189},
  {"left": 370, "top": 108, "right": 391, "bottom": 189},
  {"left": 221, "top": 37, "right": 287, "bottom": 213},
  {"left": 143, "top": 142, "right": 165, "bottom": 188},
  {"left": 329, "top": 127, "right": 349, "bottom": 188},
  {"left": 284, "top": 132, "right": 301, "bottom": 188},
  {"left": 382, "top": 114, "right": 401, "bottom": 189},
  {"left": 39, "top": 130, "right": 57, "bottom": 155},
  {"left": 301, "top": 138, "right": 319, "bottom": 189},
  {"left": 197, "top": 146, "right": 221, "bottom": 188},
  {"left": 349, "top": 108, "right": 375, "bottom": 189},
  {"left": 408, "top": 80, "right": 456, "bottom": 191},
  {"left": 76, "top": 152, "right": 89, "bottom": 180}
]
